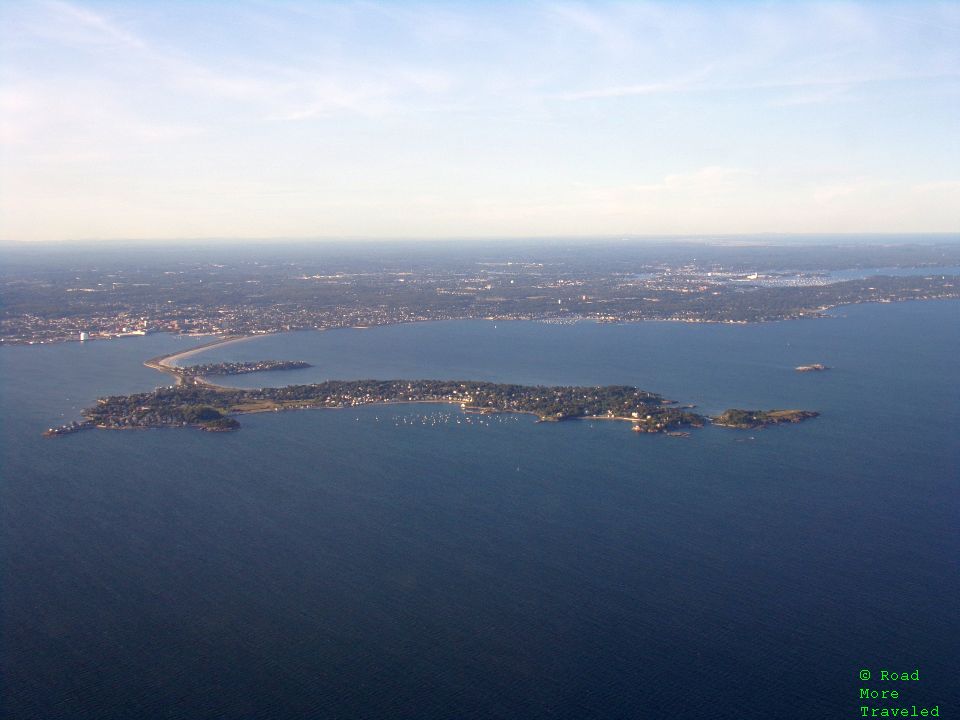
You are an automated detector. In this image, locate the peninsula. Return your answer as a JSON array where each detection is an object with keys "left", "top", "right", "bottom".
[
  {"left": 43, "top": 355, "right": 819, "bottom": 436},
  {"left": 40, "top": 340, "right": 820, "bottom": 436}
]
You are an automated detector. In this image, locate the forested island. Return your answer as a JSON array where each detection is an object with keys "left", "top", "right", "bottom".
[{"left": 43, "top": 380, "right": 817, "bottom": 436}]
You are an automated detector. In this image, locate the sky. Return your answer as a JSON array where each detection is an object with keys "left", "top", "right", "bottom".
[{"left": 1, "top": 0, "right": 958, "bottom": 242}]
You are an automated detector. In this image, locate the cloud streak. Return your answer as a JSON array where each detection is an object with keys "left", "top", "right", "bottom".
[{"left": 0, "top": 0, "right": 957, "bottom": 240}]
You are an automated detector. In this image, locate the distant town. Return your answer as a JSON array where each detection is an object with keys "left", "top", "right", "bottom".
[{"left": 2, "top": 240, "right": 958, "bottom": 345}]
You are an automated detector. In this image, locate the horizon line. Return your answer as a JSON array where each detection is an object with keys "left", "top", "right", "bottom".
[{"left": 2, "top": 231, "right": 959, "bottom": 248}]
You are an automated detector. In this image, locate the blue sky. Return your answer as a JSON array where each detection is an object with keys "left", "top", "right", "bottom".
[{"left": 1, "top": 0, "right": 958, "bottom": 241}]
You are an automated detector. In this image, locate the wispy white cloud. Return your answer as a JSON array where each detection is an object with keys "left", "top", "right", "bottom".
[
  {"left": 23, "top": 1, "right": 454, "bottom": 115},
  {"left": 545, "top": 2, "right": 633, "bottom": 51},
  {"left": 36, "top": 0, "right": 146, "bottom": 49},
  {"left": 1, "top": 0, "right": 957, "bottom": 240},
  {"left": 812, "top": 178, "right": 879, "bottom": 203},
  {"left": 652, "top": 166, "right": 757, "bottom": 192},
  {"left": 555, "top": 69, "right": 960, "bottom": 104},
  {"left": 553, "top": 71, "right": 706, "bottom": 101}
]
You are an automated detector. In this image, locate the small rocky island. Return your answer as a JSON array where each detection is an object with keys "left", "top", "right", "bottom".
[
  {"left": 711, "top": 409, "right": 820, "bottom": 428},
  {"left": 44, "top": 379, "right": 818, "bottom": 436}
]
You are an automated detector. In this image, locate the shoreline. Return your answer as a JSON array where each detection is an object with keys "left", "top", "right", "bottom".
[
  {"left": 205, "top": 398, "right": 688, "bottom": 429},
  {"left": 229, "top": 401, "right": 653, "bottom": 427}
]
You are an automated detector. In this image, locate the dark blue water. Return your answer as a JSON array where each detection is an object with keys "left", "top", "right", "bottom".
[{"left": 2, "top": 302, "right": 958, "bottom": 719}]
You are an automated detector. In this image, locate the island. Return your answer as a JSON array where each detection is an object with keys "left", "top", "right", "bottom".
[
  {"left": 44, "top": 377, "right": 818, "bottom": 437},
  {"left": 711, "top": 409, "right": 820, "bottom": 428},
  {"left": 174, "top": 360, "right": 311, "bottom": 376},
  {"left": 142, "top": 351, "right": 312, "bottom": 386}
]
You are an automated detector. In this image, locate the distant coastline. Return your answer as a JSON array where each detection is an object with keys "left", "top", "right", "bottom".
[
  {"left": 5, "top": 292, "right": 960, "bottom": 349},
  {"left": 3, "top": 239, "right": 958, "bottom": 348}
]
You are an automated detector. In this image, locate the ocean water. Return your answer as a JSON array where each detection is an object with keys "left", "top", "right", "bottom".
[
  {"left": 1, "top": 301, "right": 958, "bottom": 719},
  {"left": 823, "top": 265, "right": 960, "bottom": 281}
]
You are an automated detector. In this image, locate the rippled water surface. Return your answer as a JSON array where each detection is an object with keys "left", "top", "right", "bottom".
[{"left": 2, "top": 301, "right": 958, "bottom": 719}]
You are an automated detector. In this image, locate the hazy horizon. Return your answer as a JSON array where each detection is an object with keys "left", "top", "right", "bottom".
[
  {"left": 2, "top": 232, "right": 960, "bottom": 251},
  {"left": 1, "top": 1, "right": 958, "bottom": 242}
]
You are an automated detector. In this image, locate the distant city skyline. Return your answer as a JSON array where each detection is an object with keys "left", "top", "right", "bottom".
[{"left": 1, "top": 0, "right": 958, "bottom": 242}]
